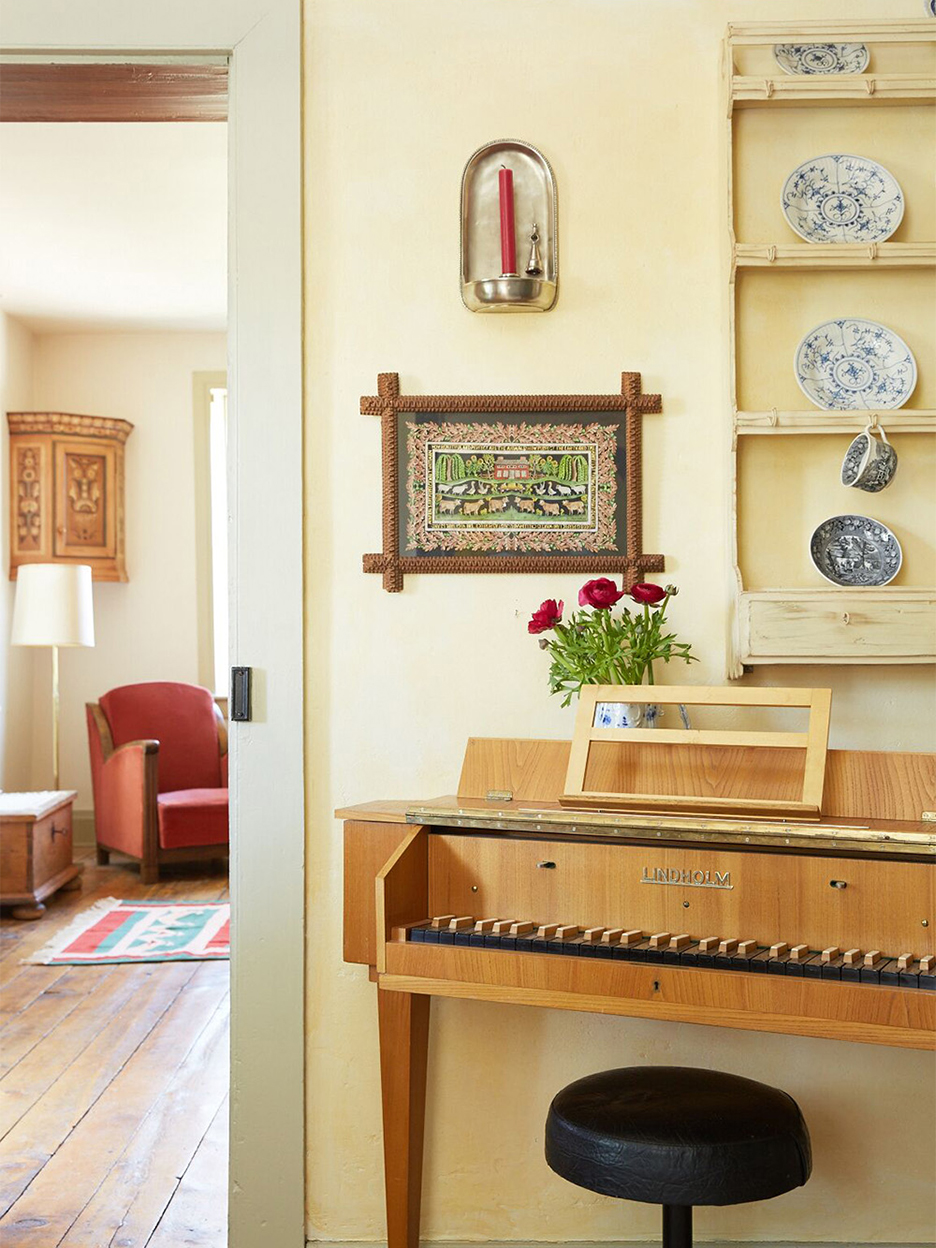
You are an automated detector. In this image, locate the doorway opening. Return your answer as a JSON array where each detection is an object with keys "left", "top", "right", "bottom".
[
  {"left": 0, "top": 21, "right": 305, "bottom": 1245},
  {"left": 0, "top": 67, "right": 232, "bottom": 1245}
]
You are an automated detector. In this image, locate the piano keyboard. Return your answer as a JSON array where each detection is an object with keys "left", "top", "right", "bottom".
[{"left": 406, "top": 916, "right": 936, "bottom": 990}]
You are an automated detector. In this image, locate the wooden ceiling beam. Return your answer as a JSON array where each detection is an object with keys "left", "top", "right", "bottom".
[{"left": 0, "top": 63, "right": 228, "bottom": 122}]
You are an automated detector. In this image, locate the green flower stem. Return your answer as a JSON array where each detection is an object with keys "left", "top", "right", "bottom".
[{"left": 540, "top": 587, "right": 696, "bottom": 705}]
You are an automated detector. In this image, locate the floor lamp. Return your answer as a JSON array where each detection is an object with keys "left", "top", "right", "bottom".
[{"left": 11, "top": 563, "right": 95, "bottom": 790}]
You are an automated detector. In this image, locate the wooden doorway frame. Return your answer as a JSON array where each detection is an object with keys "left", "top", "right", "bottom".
[{"left": 0, "top": 6, "right": 305, "bottom": 1247}]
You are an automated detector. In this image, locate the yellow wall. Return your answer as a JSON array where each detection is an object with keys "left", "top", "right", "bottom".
[
  {"left": 11, "top": 331, "right": 227, "bottom": 809},
  {"left": 0, "top": 312, "right": 37, "bottom": 790},
  {"left": 303, "top": 1, "right": 936, "bottom": 1240}
]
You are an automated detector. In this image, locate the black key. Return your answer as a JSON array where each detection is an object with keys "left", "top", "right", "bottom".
[
  {"left": 898, "top": 968, "right": 920, "bottom": 989},
  {"left": 841, "top": 958, "right": 863, "bottom": 983},
  {"left": 645, "top": 935, "right": 672, "bottom": 966},
  {"left": 713, "top": 941, "right": 742, "bottom": 971},
  {"left": 676, "top": 945, "right": 702, "bottom": 967},
  {"left": 515, "top": 935, "right": 536, "bottom": 954},
  {"left": 592, "top": 942, "right": 615, "bottom": 961},
  {"left": 820, "top": 955, "right": 847, "bottom": 980},
  {"left": 469, "top": 932, "right": 488, "bottom": 948},
  {"left": 409, "top": 926, "right": 427, "bottom": 944},
  {"left": 859, "top": 962, "right": 883, "bottom": 985},
  {"left": 453, "top": 930, "right": 473, "bottom": 947},
  {"left": 438, "top": 930, "right": 456, "bottom": 946},
  {"left": 919, "top": 970, "right": 936, "bottom": 992},
  {"left": 878, "top": 960, "right": 901, "bottom": 987},
  {"left": 729, "top": 944, "right": 764, "bottom": 971},
  {"left": 499, "top": 933, "right": 519, "bottom": 951},
  {"left": 766, "top": 954, "right": 790, "bottom": 976},
  {"left": 422, "top": 928, "right": 441, "bottom": 946},
  {"left": 483, "top": 932, "right": 502, "bottom": 949},
  {"left": 666, "top": 943, "right": 699, "bottom": 965},
  {"left": 748, "top": 950, "right": 772, "bottom": 973},
  {"left": 613, "top": 940, "right": 650, "bottom": 962},
  {"left": 577, "top": 941, "right": 601, "bottom": 959},
  {"left": 693, "top": 942, "right": 720, "bottom": 969},
  {"left": 788, "top": 954, "right": 819, "bottom": 978}
]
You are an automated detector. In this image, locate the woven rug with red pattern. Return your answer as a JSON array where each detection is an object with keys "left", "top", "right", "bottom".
[{"left": 27, "top": 898, "right": 230, "bottom": 965}]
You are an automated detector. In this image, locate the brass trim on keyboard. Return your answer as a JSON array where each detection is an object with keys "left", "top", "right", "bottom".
[{"left": 406, "top": 802, "right": 936, "bottom": 857}]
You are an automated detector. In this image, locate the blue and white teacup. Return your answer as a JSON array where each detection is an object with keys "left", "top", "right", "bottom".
[{"left": 841, "top": 424, "right": 898, "bottom": 493}]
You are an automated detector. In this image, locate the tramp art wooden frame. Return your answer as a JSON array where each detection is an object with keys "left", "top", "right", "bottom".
[{"left": 361, "top": 371, "right": 665, "bottom": 592}]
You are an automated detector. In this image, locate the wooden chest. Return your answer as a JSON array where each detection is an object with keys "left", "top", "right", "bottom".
[{"left": 0, "top": 791, "right": 82, "bottom": 919}]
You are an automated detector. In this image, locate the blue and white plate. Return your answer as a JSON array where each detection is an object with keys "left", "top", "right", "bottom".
[
  {"left": 773, "top": 43, "right": 869, "bottom": 75},
  {"left": 794, "top": 319, "right": 917, "bottom": 410},
  {"left": 926, "top": 0, "right": 936, "bottom": 16},
  {"left": 781, "top": 155, "right": 903, "bottom": 244},
  {"left": 809, "top": 514, "right": 902, "bottom": 587}
]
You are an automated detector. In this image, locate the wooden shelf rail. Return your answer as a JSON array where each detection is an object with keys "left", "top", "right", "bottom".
[
  {"left": 735, "top": 410, "right": 936, "bottom": 435},
  {"left": 731, "top": 75, "right": 936, "bottom": 108},
  {"left": 734, "top": 243, "right": 936, "bottom": 270}
]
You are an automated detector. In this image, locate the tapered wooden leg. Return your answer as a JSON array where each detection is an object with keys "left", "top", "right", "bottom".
[
  {"left": 96, "top": 846, "right": 110, "bottom": 865},
  {"left": 377, "top": 987, "right": 430, "bottom": 1248}
]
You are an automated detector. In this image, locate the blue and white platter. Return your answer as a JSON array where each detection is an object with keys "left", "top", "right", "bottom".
[
  {"left": 809, "top": 514, "right": 902, "bottom": 587},
  {"left": 794, "top": 319, "right": 917, "bottom": 411},
  {"left": 927, "top": 0, "right": 936, "bottom": 16},
  {"left": 773, "top": 43, "right": 870, "bottom": 75},
  {"left": 781, "top": 154, "right": 904, "bottom": 245}
]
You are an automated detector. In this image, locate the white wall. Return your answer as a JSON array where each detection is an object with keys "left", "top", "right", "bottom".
[
  {"left": 0, "top": 311, "right": 37, "bottom": 791},
  {"left": 17, "top": 331, "right": 227, "bottom": 809},
  {"left": 303, "top": 0, "right": 936, "bottom": 1243}
]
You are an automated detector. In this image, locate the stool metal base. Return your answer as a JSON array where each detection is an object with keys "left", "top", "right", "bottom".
[{"left": 663, "top": 1204, "right": 692, "bottom": 1248}]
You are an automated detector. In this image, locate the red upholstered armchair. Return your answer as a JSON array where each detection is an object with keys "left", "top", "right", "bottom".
[{"left": 87, "top": 681, "right": 229, "bottom": 883}]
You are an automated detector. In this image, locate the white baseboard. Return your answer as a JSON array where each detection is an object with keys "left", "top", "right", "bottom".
[
  {"left": 72, "top": 808, "right": 96, "bottom": 846},
  {"left": 306, "top": 1241, "right": 934, "bottom": 1248}
]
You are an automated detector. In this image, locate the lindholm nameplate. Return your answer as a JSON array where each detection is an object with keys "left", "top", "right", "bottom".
[{"left": 641, "top": 866, "right": 733, "bottom": 891}]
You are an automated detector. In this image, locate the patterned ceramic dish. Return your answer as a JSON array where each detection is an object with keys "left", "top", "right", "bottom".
[
  {"left": 809, "top": 514, "right": 902, "bottom": 587},
  {"left": 794, "top": 318, "right": 917, "bottom": 410},
  {"left": 773, "top": 43, "right": 870, "bottom": 74},
  {"left": 781, "top": 154, "right": 904, "bottom": 244},
  {"left": 927, "top": 0, "right": 936, "bottom": 16}
]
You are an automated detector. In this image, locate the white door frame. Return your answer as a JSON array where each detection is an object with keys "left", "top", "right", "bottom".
[{"left": 0, "top": 5, "right": 305, "bottom": 1247}]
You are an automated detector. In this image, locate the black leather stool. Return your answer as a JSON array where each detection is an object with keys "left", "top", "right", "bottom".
[{"left": 545, "top": 1066, "right": 811, "bottom": 1247}]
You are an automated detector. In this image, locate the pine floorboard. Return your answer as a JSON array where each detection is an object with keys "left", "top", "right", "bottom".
[{"left": 0, "top": 849, "right": 230, "bottom": 1247}]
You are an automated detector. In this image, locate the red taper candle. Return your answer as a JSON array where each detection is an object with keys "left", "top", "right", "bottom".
[{"left": 498, "top": 166, "right": 517, "bottom": 275}]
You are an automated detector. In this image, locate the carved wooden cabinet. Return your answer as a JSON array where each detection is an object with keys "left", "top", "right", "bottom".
[{"left": 8, "top": 412, "right": 133, "bottom": 582}]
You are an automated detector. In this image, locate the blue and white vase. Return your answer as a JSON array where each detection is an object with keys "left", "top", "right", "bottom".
[{"left": 594, "top": 701, "right": 660, "bottom": 729}]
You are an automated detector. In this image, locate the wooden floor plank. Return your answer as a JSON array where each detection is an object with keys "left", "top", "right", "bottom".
[
  {"left": 0, "top": 964, "right": 199, "bottom": 1214},
  {"left": 0, "top": 966, "right": 154, "bottom": 1138},
  {"left": 0, "top": 851, "right": 228, "bottom": 985},
  {"left": 0, "top": 854, "right": 230, "bottom": 1246},
  {"left": 0, "top": 962, "right": 229, "bottom": 1246},
  {"left": 0, "top": 966, "right": 72, "bottom": 1028},
  {"left": 0, "top": 967, "right": 113, "bottom": 1079},
  {"left": 147, "top": 1094, "right": 228, "bottom": 1248},
  {"left": 56, "top": 993, "right": 229, "bottom": 1247}
]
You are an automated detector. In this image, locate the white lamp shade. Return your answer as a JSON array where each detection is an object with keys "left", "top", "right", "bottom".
[{"left": 11, "top": 563, "right": 95, "bottom": 647}]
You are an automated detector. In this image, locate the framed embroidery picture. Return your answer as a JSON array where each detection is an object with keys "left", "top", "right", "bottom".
[{"left": 361, "top": 372, "right": 664, "bottom": 592}]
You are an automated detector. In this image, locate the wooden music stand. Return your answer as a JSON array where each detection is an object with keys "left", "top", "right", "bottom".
[{"left": 561, "top": 685, "right": 832, "bottom": 820}]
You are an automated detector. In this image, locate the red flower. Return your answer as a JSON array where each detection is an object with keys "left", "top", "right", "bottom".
[
  {"left": 528, "top": 599, "right": 563, "bottom": 634},
  {"left": 629, "top": 582, "right": 668, "bottom": 606},
  {"left": 578, "top": 578, "right": 625, "bottom": 610}
]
